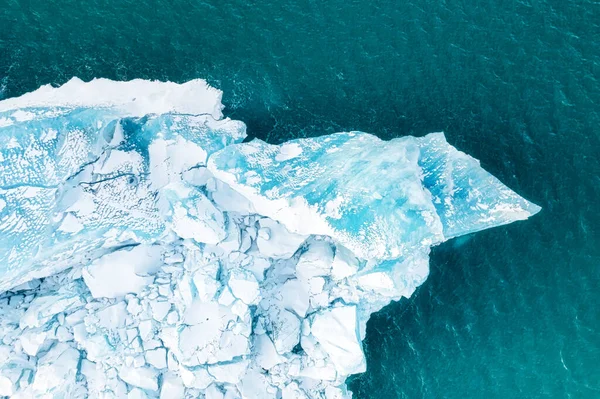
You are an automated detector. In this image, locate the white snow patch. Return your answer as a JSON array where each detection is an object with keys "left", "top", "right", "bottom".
[
  {"left": 82, "top": 245, "right": 162, "bottom": 298},
  {"left": 0, "top": 77, "right": 224, "bottom": 119}
]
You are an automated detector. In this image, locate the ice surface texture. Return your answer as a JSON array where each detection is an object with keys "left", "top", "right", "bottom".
[{"left": 0, "top": 79, "right": 540, "bottom": 398}]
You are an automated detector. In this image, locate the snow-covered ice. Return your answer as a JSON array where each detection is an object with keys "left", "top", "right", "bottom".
[{"left": 0, "top": 78, "right": 540, "bottom": 398}]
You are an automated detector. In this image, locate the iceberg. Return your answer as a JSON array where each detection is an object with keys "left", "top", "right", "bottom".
[{"left": 0, "top": 78, "right": 540, "bottom": 398}]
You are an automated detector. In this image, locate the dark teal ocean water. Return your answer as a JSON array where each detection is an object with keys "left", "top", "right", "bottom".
[{"left": 1, "top": 0, "right": 599, "bottom": 397}]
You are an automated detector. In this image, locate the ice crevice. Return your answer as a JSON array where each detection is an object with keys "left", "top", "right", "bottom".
[{"left": 0, "top": 78, "right": 540, "bottom": 398}]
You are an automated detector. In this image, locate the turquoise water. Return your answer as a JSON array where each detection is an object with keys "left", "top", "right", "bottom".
[{"left": 1, "top": 0, "right": 599, "bottom": 397}]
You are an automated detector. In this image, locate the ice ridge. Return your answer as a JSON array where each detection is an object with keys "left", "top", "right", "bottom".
[{"left": 0, "top": 79, "right": 540, "bottom": 398}]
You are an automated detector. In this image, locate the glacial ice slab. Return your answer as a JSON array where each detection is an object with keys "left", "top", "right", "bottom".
[
  {"left": 208, "top": 132, "right": 540, "bottom": 260},
  {"left": 0, "top": 78, "right": 540, "bottom": 399}
]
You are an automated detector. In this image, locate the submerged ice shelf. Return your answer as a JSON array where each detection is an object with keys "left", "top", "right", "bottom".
[{"left": 0, "top": 78, "right": 540, "bottom": 398}]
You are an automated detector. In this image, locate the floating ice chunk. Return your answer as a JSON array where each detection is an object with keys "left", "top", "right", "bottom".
[
  {"left": 118, "top": 365, "right": 159, "bottom": 392},
  {"left": 19, "top": 329, "right": 47, "bottom": 356},
  {"left": 149, "top": 137, "right": 208, "bottom": 188},
  {"left": 20, "top": 292, "right": 83, "bottom": 328},
  {"left": 218, "top": 286, "right": 237, "bottom": 307},
  {"left": 295, "top": 359, "right": 337, "bottom": 382},
  {"left": 356, "top": 272, "right": 396, "bottom": 293},
  {"left": 256, "top": 218, "right": 307, "bottom": 259},
  {"left": 281, "top": 382, "right": 310, "bottom": 399},
  {"left": 180, "top": 365, "right": 214, "bottom": 389},
  {"left": 239, "top": 369, "right": 277, "bottom": 398},
  {"left": 150, "top": 300, "right": 172, "bottom": 321},
  {"left": 55, "top": 325, "right": 73, "bottom": 342},
  {"left": 82, "top": 245, "right": 162, "bottom": 298},
  {"left": 183, "top": 166, "right": 213, "bottom": 187},
  {"left": 81, "top": 360, "right": 127, "bottom": 398},
  {"left": 295, "top": 239, "right": 334, "bottom": 281},
  {"left": 138, "top": 320, "right": 155, "bottom": 341},
  {"left": 255, "top": 333, "right": 284, "bottom": 370},
  {"left": 96, "top": 301, "right": 128, "bottom": 330},
  {"left": 175, "top": 301, "right": 249, "bottom": 366},
  {"left": 390, "top": 252, "right": 431, "bottom": 298},
  {"left": 65, "top": 308, "right": 87, "bottom": 326},
  {"left": 218, "top": 218, "right": 242, "bottom": 253},
  {"left": 160, "top": 372, "right": 186, "bottom": 399},
  {"left": 245, "top": 257, "right": 271, "bottom": 282},
  {"left": 0, "top": 374, "right": 13, "bottom": 397},
  {"left": 210, "top": 179, "right": 256, "bottom": 214},
  {"left": 308, "top": 306, "right": 365, "bottom": 376},
  {"left": 207, "top": 359, "right": 249, "bottom": 384},
  {"left": 205, "top": 384, "right": 226, "bottom": 399},
  {"left": 144, "top": 115, "right": 246, "bottom": 189},
  {"left": 0, "top": 348, "right": 30, "bottom": 397},
  {"left": 27, "top": 343, "right": 80, "bottom": 396},
  {"left": 280, "top": 279, "right": 310, "bottom": 318},
  {"left": 161, "top": 182, "right": 227, "bottom": 244},
  {"left": 193, "top": 270, "right": 221, "bottom": 302},
  {"left": 146, "top": 348, "right": 167, "bottom": 369},
  {"left": 73, "top": 330, "right": 113, "bottom": 362},
  {"left": 228, "top": 268, "right": 260, "bottom": 305},
  {"left": 270, "top": 310, "right": 301, "bottom": 354}
]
